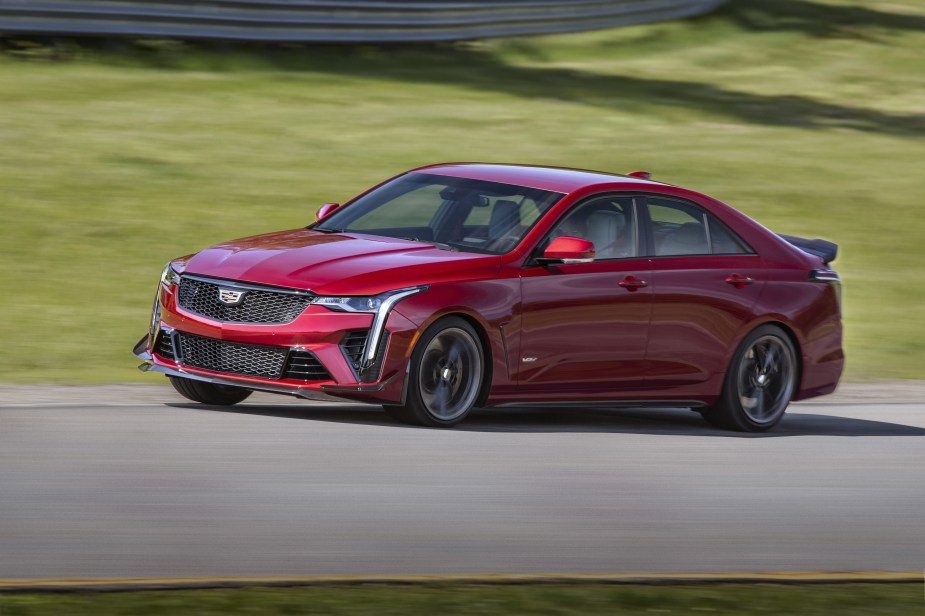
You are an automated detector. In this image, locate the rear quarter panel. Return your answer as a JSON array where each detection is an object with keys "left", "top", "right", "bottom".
[{"left": 749, "top": 258, "right": 844, "bottom": 400}]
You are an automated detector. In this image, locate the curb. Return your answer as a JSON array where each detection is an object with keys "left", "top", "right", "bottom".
[{"left": 1, "top": 572, "right": 921, "bottom": 593}]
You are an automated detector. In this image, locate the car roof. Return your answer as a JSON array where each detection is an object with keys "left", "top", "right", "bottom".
[{"left": 411, "top": 162, "right": 663, "bottom": 194}]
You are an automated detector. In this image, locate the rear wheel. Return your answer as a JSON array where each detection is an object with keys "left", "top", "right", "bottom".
[
  {"left": 385, "top": 317, "right": 484, "bottom": 428},
  {"left": 168, "top": 376, "right": 253, "bottom": 406},
  {"left": 701, "top": 325, "right": 797, "bottom": 432}
]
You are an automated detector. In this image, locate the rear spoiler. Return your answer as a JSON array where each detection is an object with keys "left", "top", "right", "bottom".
[{"left": 779, "top": 234, "right": 838, "bottom": 264}]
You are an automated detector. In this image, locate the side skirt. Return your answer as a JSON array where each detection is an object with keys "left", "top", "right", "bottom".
[{"left": 490, "top": 400, "right": 709, "bottom": 409}]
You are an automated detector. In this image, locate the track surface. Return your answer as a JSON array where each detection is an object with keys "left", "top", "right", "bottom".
[{"left": 1, "top": 383, "right": 923, "bottom": 580}]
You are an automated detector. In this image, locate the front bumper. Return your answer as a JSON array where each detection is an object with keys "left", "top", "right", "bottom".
[{"left": 133, "top": 279, "right": 418, "bottom": 404}]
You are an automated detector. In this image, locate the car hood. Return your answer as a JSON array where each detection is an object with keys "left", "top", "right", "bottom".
[{"left": 181, "top": 228, "right": 502, "bottom": 295}]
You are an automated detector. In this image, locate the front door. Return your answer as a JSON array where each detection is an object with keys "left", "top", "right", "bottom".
[{"left": 516, "top": 195, "right": 652, "bottom": 395}]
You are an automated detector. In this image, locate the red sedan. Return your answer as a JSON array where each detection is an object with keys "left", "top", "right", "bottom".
[{"left": 134, "top": 163, "right": 843, "bottom": 431}]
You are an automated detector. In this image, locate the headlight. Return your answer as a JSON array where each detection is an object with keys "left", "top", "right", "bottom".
[
  {"left": 313, "top": 286, "right": 426, "bottom": 315},
  {"left": 312, "top": 296, "right": 384, "bottom": 313},
  {"left": 312, "top": 287, "right": 425, "bottom": 313},
  {"left": 160, "top": 264, "right": 181, "bottom": 287}
]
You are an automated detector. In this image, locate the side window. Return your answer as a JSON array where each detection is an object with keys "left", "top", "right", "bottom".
[
  {"left": 548, "top": 196, "right": 638, "bottom": 260},
  {"left": 647, "top": 199, "right": 710, "bottom": 256},
  {"left": 707, "top": 215, "right": 751, "bottom": 255}
]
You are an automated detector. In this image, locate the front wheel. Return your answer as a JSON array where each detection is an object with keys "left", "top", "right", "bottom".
[
  {"left": 168, "top": 376, "right": 253, "bottom": 406},
  {"left": 385, "top": 317, "right": 484, "bottom": 428},
  {"left": 701, "top": 325, "right": 798, "bottom": 432}
]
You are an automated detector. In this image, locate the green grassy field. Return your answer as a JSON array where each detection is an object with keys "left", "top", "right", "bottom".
[
  {"left": 1, "top": 0, "right": 923, "bottom": 383},
  {"left": 1, "top": 583, "right": 921, "bottom": 616}
]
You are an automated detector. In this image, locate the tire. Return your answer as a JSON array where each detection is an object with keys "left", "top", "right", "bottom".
[
  {"left": 168, "top": 376, "right": 253, "bottom": 406},
  {"left": 385, "top": 317, "right": 484, "bottom": 428},
  {"left": 701, "top": 324, "right": 798, "bottom": 432}
]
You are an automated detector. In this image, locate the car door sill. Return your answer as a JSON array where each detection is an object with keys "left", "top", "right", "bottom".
[{"left": 491, "top": 399, "right": 708, "bottom": 409}]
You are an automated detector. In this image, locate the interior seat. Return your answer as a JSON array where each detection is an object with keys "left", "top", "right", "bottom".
[
  {"left": 658, "top": 222, "right": 709, "bottom": 256},
  {"left": 586, "top": 209, "right": 627, "bottom": 259},
  {"left": 487, "top": 199, "right": 522, "bottom": 251}
]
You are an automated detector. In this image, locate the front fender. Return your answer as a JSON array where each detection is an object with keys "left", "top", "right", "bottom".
[{"left": 392, "top": 280, "right": 521, "bottom": 393}]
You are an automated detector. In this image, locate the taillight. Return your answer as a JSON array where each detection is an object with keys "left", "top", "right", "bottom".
[
  {"left": 809, "top": 269, "right": 842, "bottom": 314},
  {"left": 809, "top": 269, "right": 839, "bottom": 282}
]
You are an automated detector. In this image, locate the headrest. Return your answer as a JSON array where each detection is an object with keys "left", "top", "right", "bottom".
[
  {"left": 489, "top": 199, "right": 521, "bottom": 234},
  {"left": 586, "top": 209, "right": 625, "bottom": 233},
  {"left": 493, "top": 199, "right": 520, "bottom": 214}
]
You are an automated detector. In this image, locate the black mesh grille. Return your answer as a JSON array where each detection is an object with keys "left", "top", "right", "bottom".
[
  {"left": 340, "top": 330, "right": 369, "bottom": 371},
  {"left": 154, "top": 332, "right": 176, "bottom": 360},
  {"left": 177, "top": 333, "right": 288, "bottom": 379},
  {"left": 284, "top": 350, "right": 333, "bottom": 382},
  {"left": 177, "top": 277, "right": 312, "bottom": 324}
]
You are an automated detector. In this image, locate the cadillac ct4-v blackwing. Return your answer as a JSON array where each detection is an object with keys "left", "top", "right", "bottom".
[{"left": 134, "top": 163, "right": 843, "bottom": 431}]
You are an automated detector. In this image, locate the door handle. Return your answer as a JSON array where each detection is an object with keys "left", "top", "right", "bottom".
[
  {"left": 725, "top": 274, "right": 754, "bottom": 289},
  {"left": 618, "top": 276, "right": 648, "bottom": 291}
]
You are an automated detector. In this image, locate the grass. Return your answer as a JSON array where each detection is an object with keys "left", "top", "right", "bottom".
[
  {"left": 1, "top": 0, "right": 924, "bottom": 383},
  {"left": 0, "top": 583, "right": 921, "bottom": 615}
]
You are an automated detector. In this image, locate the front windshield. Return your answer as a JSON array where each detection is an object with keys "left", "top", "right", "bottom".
[{"left": 314, "top": 172, "right": 563, "bottom": 254}]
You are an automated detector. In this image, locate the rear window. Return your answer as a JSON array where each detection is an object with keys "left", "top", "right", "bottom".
[
  {"left": 646, "top": 197, "right": 753, "bottom": 256},
  {"left": 708, "top": 215, "right": 752, "bottom": 255}
]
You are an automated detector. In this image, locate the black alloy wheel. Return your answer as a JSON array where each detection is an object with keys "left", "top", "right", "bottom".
[
  {"left": 385, "top": 316, "right": 484, "bottom": 428},
  {"left": 702, "top": 324, "right": 798, "bottom": 432}
]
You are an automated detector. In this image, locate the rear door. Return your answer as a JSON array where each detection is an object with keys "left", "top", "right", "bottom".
[{"left": 642, "top": 195, "right": 765, "bottom": 387}]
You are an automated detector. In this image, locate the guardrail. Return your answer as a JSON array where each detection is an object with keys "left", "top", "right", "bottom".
[{"left": 0, "top": 0, "right": 726, "bottom": 43}]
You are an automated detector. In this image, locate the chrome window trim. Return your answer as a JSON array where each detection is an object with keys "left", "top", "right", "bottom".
[{"left": 703, "top": 211, "right": 713, "bottom": 251}]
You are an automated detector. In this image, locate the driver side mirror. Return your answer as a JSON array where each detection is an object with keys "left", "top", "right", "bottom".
[
  {"left": 537, "top": 236, "right": 595, "bottom": 265},
  {"left": 316, "top": 202, "right": 340, "bottom": 221}
]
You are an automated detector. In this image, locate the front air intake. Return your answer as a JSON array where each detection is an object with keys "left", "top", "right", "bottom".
[
  {"left": 154, "top": 331, "right": 176, "bottom": 361},
  {"left": 284, "top": 350, "right": 333, "bottom": 382},
  {"left": 340, "top": 330, "right": 369, "bottom": 372},
  {"left": 176, "top": 333, "right": 288, "bottom": 379},
  {"left": 340, "top": 329, "right": 389, "bottom": 382}
]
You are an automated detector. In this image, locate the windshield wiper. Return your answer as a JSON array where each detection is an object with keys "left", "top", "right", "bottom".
[
  {"left": 400, "top": 236, "right": 458, "bottom": 252},
  {"left": 313, "top": 226, "right": 346, "bottom": 234},
  {"left": 441, "top": 240, "right": 494, "bottom": 254}
]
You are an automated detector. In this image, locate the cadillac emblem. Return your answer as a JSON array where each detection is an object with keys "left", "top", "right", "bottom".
[{"left": 218, "top": 288, "right": 246, "bottom": 305}]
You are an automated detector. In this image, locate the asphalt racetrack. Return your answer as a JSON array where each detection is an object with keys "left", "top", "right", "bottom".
[{"left": 1, "top": 383, "right": 922, "bottom": 580}]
